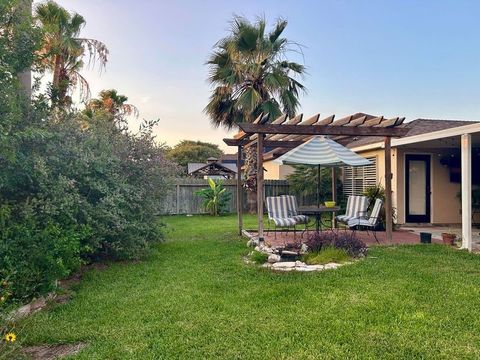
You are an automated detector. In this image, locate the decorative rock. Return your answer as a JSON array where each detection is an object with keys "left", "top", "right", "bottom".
[
  {"left": 324, "top": 263, "right": 340, "bottom": 270},
  {"left": 272, "top": 261, "right": 296, "bottom": 269},
  {"left": 247, "top": 238, "right": 259, "bottom": 248},
  {"left": 295, "top": 260, "right": 307, "bottom": 267},
  {"left": 296, "top": 266, "right": 318, "bottom": 272},
  {"left": 300, "top": 243, "right": 309, "bottom": 254},
  {"left": 308, "top": 264, "right": 325, "bottom": 271},
  {"left": 13, "top": 304, "right": 31, "bottom": 320},
  {"left": 281, "top": 250, "right": 298, "bottom": 256},
  {"left": 268, "top": 254, "right": 281, "bottom": 263}
]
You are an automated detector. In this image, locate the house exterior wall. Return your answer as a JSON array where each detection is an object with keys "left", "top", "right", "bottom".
[
  {"left": 263, "top": 161, "right": 295, "bottom": 180},
  {"left": 396, "top": 148, "right": 461, "bottom": 224},
  {"left": 354, "top": 146, "right": 461, "bottom": 225}
]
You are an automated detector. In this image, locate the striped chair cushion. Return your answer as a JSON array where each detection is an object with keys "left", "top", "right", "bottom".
[
  {"left": 281, "top": 195, "right": 310, "bottom": 224},
  {"left": 292, "top": 215, "right": 309, "bottom": 224},
  {"left": 266, "top": 196, "right": 297, "bottom": 228},
  {"left": 369, "top": 199, "right": 383, "bottom": 225},
  {"left": 337, "top": 195, "right": 369, "bottom": 223},
  {"left": 271, "top": 217, "right": 297, "bottom": 227},
  {"left": 347, "top": 199, "right": 383, "bottom": 228},
  {"left": 347, "top": 218, "right": 371, "bottom": 228}
]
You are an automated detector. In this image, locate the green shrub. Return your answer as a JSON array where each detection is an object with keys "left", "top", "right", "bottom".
[
  {"left": 302, "top": 247, "right": 350, "bottom": 265},
  {"left": 250, "top": 251, "right": 268, "bottom": 264},
  {"left": 195, "top": 179, "right": 232, "bottom": 215},
  {"left": 0, "top": 0, "right": 180, "bottom": 304}
]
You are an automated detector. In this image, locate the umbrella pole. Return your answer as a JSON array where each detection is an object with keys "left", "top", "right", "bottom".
[{"left": 317, "top": 164, "right": 321, "bottom": 207}]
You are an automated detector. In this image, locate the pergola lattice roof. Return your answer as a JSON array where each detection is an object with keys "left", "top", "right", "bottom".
[{"left": 224, "top": 112, "right": 408, "bottom": 148}]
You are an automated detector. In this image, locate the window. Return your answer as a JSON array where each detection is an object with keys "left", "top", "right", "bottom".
[{"left": 342, "top": 156, "right": 377, "bottom": 196}]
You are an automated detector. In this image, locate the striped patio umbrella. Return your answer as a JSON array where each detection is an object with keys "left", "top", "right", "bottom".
[{"left": 274, "top": 136, "right": 371, "bottom": 206}]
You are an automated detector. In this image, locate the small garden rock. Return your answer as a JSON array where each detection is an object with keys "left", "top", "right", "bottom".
[
  {"left": 272, "top": 261, "right": 296, "bottom": 269},
  {"left": 324, "top": 263, "right": 340, "bottom": 269},
  {"left": 268, "top": 254, "right": 281, "bottom": 263}
]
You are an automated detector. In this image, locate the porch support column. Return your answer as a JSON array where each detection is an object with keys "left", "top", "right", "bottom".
[
  {"left": 461, "top": 134, "right": 472, "bottom": 251},
  {"left": 257, "top": 134, "right": 265, "bottom": 242},
  {"left": 237, "top": 145, "right": 243, "bottom": 236},
  {"left": 331, "top": 167, "right": 337, "bottom": 228},
  {"left": 384, "top": 137, "right": 393, "bottom": 243}
]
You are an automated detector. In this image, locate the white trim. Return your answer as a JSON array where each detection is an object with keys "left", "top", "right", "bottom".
[
  {"left": 392, "top": 123, "right": 480, "bottom": 147},
  {"left": 461, "top": 134, "right": 472, "bottom": 250}
]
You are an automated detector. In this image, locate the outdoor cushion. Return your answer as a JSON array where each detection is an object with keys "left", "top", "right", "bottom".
[
  {"left": 292, "top": 214, "right": 309, "bottom": 224},
  {"left": 281, "top": 195, "right": 310, "bottom": 224},
  {"left": 337, "top": 195, "right": 369, "bottom": 224},
  {"left": 271, "top": 217, "right": 297, "bottom": 227},
  {"left": 347, "top": 199, "right": 383, "bottom": 228},
  {"left": 266, "top": 196, "right": 297, "bottom": 229}
]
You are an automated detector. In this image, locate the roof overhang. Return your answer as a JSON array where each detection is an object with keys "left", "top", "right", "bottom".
[{"left": 350, "top": 122, "right": 480, "bottom": 152}]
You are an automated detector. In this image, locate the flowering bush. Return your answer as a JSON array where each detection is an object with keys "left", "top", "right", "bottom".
[{"left": 305, "top": 231, "right": 367, "bottom": 257}]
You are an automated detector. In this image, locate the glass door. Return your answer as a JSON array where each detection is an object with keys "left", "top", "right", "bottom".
[{"left": 405, "top": 155, "right": 431, "bottom": 223}]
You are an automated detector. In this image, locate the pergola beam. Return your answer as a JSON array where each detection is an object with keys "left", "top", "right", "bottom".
[{"left": 237, "top": 123, "right": 409, "bottom": 137}]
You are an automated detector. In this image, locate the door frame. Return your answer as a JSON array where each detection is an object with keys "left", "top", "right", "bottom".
[{"left": 405, "top": 154, "right": 432, "bottom": 223}]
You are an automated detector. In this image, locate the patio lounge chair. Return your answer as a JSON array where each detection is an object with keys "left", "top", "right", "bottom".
[
  {"left": 347, "top": 198, "right": 383, "bottom": 243},
  {"left": 266, "top": 196, "right": 297, "bottom": 239},
  {"left": 336, "top": 195, "right": 369, "bottom": 225},
  {"left": 281, "top": 195, "right": 310, "bottom": 225}
]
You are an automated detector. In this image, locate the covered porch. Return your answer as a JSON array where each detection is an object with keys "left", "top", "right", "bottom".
[{"left": 391, "top": 122, "right": 480, "bottom": 250}]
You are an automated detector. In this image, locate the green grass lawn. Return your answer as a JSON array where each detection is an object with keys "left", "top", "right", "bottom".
[{"left": 18, "top": 215, "right": 480, "bottom": 359}]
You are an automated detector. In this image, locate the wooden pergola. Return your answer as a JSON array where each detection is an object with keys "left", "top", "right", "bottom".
[{"left": 223, "top": 112, "right": 409, "bottom": 243}]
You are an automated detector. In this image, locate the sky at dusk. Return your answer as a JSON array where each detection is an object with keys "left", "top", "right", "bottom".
[{"left": 41, "top": 0, "right": 480, "bottom": 151}]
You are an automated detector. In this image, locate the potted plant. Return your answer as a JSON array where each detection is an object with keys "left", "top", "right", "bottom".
[{"left": 441, "top": 231, "right": 456, "bottom": 246}]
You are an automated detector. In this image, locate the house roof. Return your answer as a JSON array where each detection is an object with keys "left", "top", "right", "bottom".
[
  {"left": 187, "top": 161, "right": 237, "bottom": 176},
  {"left": 347, "top": 118, "right": 479, "bottom": 149}
]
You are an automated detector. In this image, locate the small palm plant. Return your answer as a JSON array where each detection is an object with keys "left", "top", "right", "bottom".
[{"left": 195, "top": 179, "right": 231, "bottom": 216}]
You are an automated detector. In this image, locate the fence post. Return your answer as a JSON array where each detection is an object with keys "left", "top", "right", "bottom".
[{"left": 176, "top": 183, "right": 180, "bottom": 214}]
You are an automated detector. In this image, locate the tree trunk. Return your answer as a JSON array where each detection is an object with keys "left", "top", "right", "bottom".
[
  {"left": 246, "top": 190, "right": 257, "bottom": 214},
  {"left": 244, "top": 147, "right": 258, "bottom": 214}
]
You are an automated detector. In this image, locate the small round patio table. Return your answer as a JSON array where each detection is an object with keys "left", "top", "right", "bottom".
[{"left": 298, "top": 205, "right": 341, "bottom": 232}]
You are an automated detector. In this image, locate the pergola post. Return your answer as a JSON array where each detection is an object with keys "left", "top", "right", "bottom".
[
  {"left": 257, "top": 134, "right": 265, "bottom": 242},
  {"left": 461, "top": 134, "right": 472, "bottom": 250},
  {"left": 237, "top": 145, "right": 243, "bottom": 236},
  {"left": 331, "top": 168, "right": 337, "bottom": 228},
  {"left": 384, "top": 137, "right": 393, "bottom": 243}
]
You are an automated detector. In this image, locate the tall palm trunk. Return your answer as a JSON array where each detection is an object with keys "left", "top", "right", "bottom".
[
  {"left": 52, "top": 54, "right": 62, "bottom": 87},
  {"left": 244, "top": 146, "right": 258, "bottom": 214}
]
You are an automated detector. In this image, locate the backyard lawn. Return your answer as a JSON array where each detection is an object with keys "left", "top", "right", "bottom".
[{"left": 19, "top": 215, "right": 480, "bottom": 359}]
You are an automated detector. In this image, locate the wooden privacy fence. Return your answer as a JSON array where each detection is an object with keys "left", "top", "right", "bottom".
[{"left": 160, "top": 179, "right": 320, "bottom": 215}]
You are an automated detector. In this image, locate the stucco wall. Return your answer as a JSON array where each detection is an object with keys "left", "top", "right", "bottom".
[
  {"left": 392, "top": 148, "right": 461, "bottom": 224},
  {"left": 263, "top": 161, "right": 295, "bottom": 180}
]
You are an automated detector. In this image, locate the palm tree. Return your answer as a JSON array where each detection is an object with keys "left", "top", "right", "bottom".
[
  {"left": 35, "top": 1, "right": 108, "bottom": 107},
  {"left": 86, "top": 89, "right": 139, "bottom": 120},
  {"left": 205, "top": 15, "right": 306, "bottom": 129},
  {"left": 205, "top": 16, "right": 307, "bottom": 212}
]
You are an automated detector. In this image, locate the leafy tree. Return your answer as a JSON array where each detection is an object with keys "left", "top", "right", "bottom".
[
  {"left": 287, "top": 166, "right": 343, "bottom": 206},
  {"left": 205, "top": 15, "right": 306, "bottom": 128},
  {"left": 167, "top": 140, "right": 224, "bottom": 168},
  {"left": 34, "top": 0, "right": 108, "bottom": 107}
]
